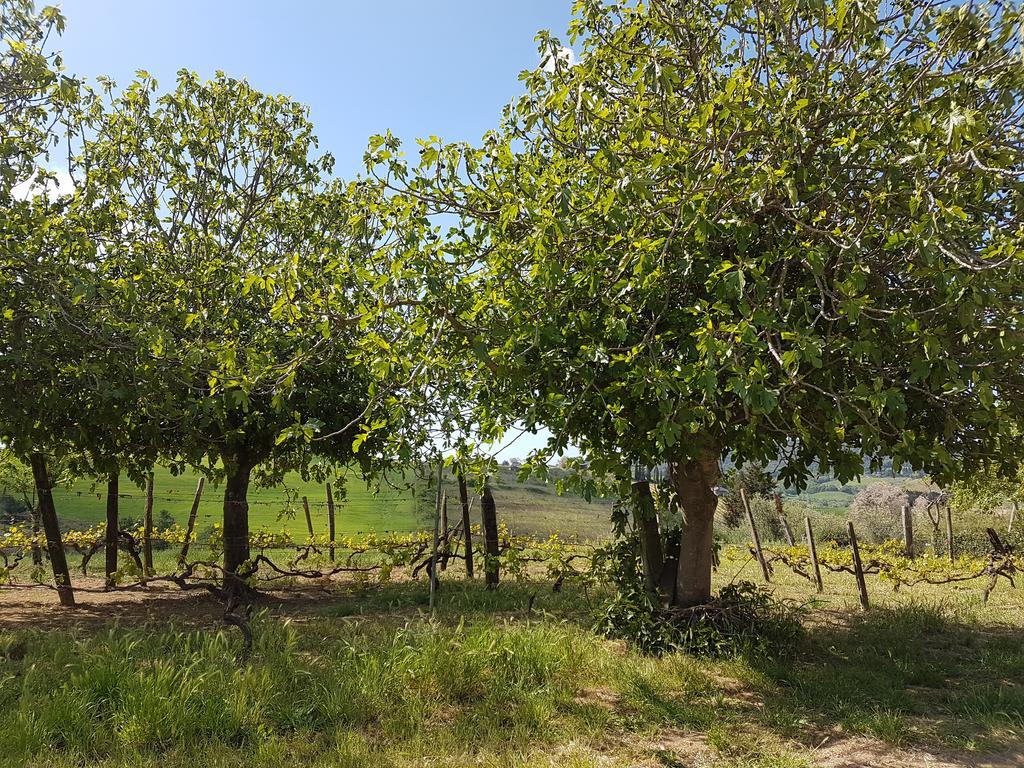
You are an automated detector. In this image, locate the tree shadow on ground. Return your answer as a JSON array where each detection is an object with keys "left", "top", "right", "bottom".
[{"left": 745, "top": 602, "right": 1024, "bottom": 754}]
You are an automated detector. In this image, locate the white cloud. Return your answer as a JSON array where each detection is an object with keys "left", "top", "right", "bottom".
[
  {"left": 541, "top": 45, "right": 576, "bottom": 73},
  {"left": 11, "top": 167, "right": 75, "bottom": 200}
]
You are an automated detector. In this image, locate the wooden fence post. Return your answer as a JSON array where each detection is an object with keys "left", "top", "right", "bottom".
[
  {"left": 775, "top": 493, "right": 795, "bottom": 546},
  {"left": 440, "top": 491, "right": 449, "bottom": 572},
  {"left": 178, "top": 477, "right": 205, "bottom": 567},
  {"left": 458, "top": 472, "right": 473, "bottom": 578},
  {"left": 945, "top": 503, "right": 955, "bottom": 562},
  {"left": 142, "top": 472, "right": 154, "bottom": 575},
  {"left": 430, "top": 464, "right": 442, "bottom": 611},
  {"left": 902, "top": 504, "right": 914, "bottom": 559},
  {"left": 482, "top": 483, "right": 500, "bottom": 588},
  {"left": 302, "top": 495, "right": 314, "bottom": 540},
  {"left": 804, "top": 516, "right": 823, "bottom": 593},
  {"left": 741, "top": 488, "right": 771, "bottom": 582},
  {"left": 848, "top": 521, "right": 870, "bottom": 610},
  {"left": 30, "top": 502, "right": 42, "bottom": 566},
  {"left": 326, "top": 482, "right": 336, "bottom": 562}
]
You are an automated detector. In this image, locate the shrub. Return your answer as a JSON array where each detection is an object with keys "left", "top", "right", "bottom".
[
  {"left": 599, "top": 580, "right": 805, "bottom": 659},
  {"left": 595, "top": 526, "right": 804, "bottom": 658}
]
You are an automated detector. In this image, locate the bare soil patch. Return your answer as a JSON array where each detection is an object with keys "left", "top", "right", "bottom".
[{"left": 0, "top": 577, "right": 366, "bottom": 631}]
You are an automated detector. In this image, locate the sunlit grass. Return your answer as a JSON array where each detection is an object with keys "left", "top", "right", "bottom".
[{"left": 1, "top": 551, "right": 1022, "bottom": 767}]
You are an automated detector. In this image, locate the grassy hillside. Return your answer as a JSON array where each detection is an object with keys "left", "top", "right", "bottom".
[
  {"left": 50, "top": 464, "right": 617, "bottom": 540},
  {"left": 48, "top": 460, "right": 942, "bottom": 546},
  {"left": 787, "top": 473, "right": 937, "bottom": 513},
  {"left": 52, "top": 466, "right": 423, "bottom": 537},
  {"left": 440, "top": 466, "right": 616, "bottom": 541}
]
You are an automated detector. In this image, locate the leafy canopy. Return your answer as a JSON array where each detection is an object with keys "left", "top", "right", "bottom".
[
  {"left": 76, "top": 70, "right": 378, "bottom": 481},
  {"left": 371, "top": 0, "right": 1024, "bottom": 490}
]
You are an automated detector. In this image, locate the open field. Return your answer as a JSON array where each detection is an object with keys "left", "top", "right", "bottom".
[
  {"left": 48, "top": 466, "right": 617, "bottom": 541},
  {"left": 51, "top": 466, "right": 423, "bottom": 537},
  {"left": 441, "top": 470, "right": 616, "bottom": 541},
  {"left": 48, "top": 462, "right": 937, "bottom": 544},
  {"left": 1, "top": 549, "right": 1022, "bottom": 768}
]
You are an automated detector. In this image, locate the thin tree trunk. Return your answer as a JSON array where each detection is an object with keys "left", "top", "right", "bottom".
[
  {"left": 670, "top": 444, "right": 721, "bottom": 608},
  {"left": 142, "top": 471, "right": 154, "bottom": 575},
  {"left": 1009, "top": 501, "right": 1017, "bottom": 533},
  {"left": 631, "top": 479, "right": 665, "bottom": 599},
  {"left": 105, "top": 471, "right": 119, "bottom": 588},
  {"left": 458, "top": 472, "right": 473, "bottom": 578},
  {"left": 481, "top": 483, "right": 500, "bottom": 588},
  {"left": 223, "top": 461, "right": 253, "bottom": 596},
  {"left": 29, "top": 453, "right": 75, "bottom": 606}
]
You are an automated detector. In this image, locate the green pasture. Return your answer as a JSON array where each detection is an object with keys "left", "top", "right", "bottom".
[
  {"left": 51, "top": 466, "right": 424, "bottom": 537},
  {"left": 49, "top": 465, "right": 618, "bottom": 541}
]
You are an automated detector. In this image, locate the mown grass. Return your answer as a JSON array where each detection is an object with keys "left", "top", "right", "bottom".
[{"left": 1, "top": 553, "right": 1022, "bottom": 767}]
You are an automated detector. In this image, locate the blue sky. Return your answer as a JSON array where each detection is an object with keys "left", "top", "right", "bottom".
[
  {"left": 56, "top": 1, "right": 574, "bottom": 177},
  {"left": 54, "top": 1, "right": 575, "bottom": 459}
]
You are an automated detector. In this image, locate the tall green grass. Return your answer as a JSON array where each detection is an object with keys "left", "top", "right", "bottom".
[
  {"left": 0, "top": 615, "right": 615, "bottom": 767},
  {"left": 2, "top": 566, "right": 1022, "bottom": 766}
]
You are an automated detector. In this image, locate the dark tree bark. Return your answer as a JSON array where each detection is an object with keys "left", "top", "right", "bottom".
[
  {"left": 29, "top": 453, "right": 75, "bottom": 606},
  {"left": 142, "top": 472, "right": 154, "bottom": 574},
  {"left": 481, "top": 483, "right": 500, "bottom": 588},
  {"left": 458, "top": 473, "right": 473, "bottom": 577},
  {"left": 223, "top": 460, "right": 253, "bottom": 596},
  {"left": 631, "top": 479, "right": 665, "bottom": 600},
  {"left": 104, "top": 472, "right": 119, "bottom": 588},
  {"left": 670, "top": 444, "right": 721, "bottom": 608}
]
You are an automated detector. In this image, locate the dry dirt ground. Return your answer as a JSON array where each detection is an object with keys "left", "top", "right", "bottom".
[{"left": 0, "top": 576, "right": 359, "bottom": 630}]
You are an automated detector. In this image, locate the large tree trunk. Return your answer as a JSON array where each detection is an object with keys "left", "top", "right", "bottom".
[
  {"left": 458, "top": 472, "right": 473, "bottom": 578},
  {"left": 670, "top": 444, "right": 721, "bottom": 608},
  {"left": 222, "top": 460, "right": 253, "bottom": 596},
  {"left": 481, "top": 483, "right": 500, "bottom": 588},
  {"left": 105, "top": 472, "right": 119, "bottom": 588},
  {"left": 631, "top": 479, "right": 665, "bottom": 600},
  {"left": 29, "top": 453, "right": 75, "bottom": 606}
]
